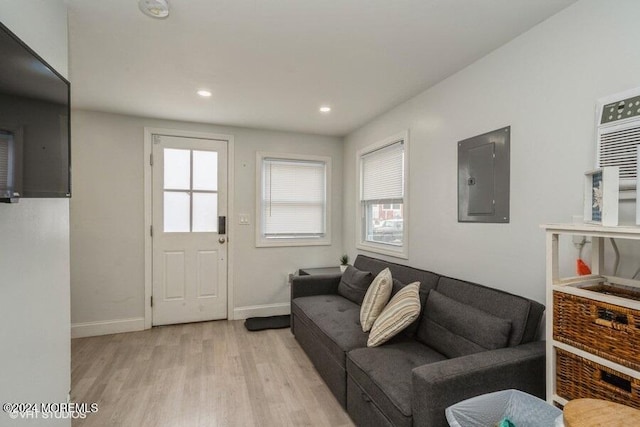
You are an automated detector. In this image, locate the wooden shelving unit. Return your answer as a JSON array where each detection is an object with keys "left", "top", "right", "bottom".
[{"left": 542, "top": 223, "right": 640, "bottom": 407}]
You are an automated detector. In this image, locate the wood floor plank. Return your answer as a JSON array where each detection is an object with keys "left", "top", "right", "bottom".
[{"left": 71, "top": 320, "right": 353, "bottom": 427}]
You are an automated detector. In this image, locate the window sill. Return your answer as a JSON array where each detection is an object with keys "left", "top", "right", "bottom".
[
  {"left": 256, "top": 237, "right": 331, "bottom": 248},
  {"left": 356, "top": 241, "right": 408, "bottom": 259}
]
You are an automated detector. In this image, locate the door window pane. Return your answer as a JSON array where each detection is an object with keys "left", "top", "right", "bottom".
[
  {"left": 193, "top": 193, "right": 218, "bottom": 232},
  {"left": 164, "top": 191, "right": 190, "bottom": 232},
  {"left": 193, "top": 150, "right": 218, "bottom": 191},
  {"left": 164, "top": 149, "right": 191, "bottom": 190}
]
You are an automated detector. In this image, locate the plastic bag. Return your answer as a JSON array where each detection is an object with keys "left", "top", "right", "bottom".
[{"left": 446, "top": 389, "right": 562, "bottom": 427}]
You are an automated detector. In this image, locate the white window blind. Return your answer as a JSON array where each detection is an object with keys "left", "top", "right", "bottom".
[
  {"left": 361, "top": 141, "right": 404, "bottom": 201},
  {"left": 262, "top": 158, "right": 326, "bottom": 237}
]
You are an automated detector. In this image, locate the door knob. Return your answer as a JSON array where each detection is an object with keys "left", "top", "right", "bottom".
[{"left": 218, "top": 237, "right": 226, "bottom": 244}]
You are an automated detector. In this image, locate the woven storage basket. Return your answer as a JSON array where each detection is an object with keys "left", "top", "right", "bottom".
[
  {"left": 553, "top": 291, "right": 640, "bottom": 371},
  {"left": 556, "top": 348, "right": 640, "bottom": 409}
]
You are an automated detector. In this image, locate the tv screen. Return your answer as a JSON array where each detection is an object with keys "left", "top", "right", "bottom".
[{"left": 0, "top": 21, "right": 70, "bottom": 199}]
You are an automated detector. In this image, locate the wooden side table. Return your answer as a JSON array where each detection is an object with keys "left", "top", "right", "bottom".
[{"left": 563, "top": 398, "right": 640, "bottom": 426}]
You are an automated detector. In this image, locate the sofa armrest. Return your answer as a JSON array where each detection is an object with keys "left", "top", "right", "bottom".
[
  {"left": 411, "top": 340, "right": 546, "bottom": 427},
  {"left": 291, "top": 273, "right": 342, "bottom": 300}
]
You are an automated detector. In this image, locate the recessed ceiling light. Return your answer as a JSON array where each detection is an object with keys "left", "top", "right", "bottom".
[
  {"left": 319, "top": 106, "right": 331, "bottom": 113},
  {"left": 138, "top": 0, "right": 170, "bottom": 19},
  {"left": 197, "top": 90, "right": 212, "bottom": 97}
]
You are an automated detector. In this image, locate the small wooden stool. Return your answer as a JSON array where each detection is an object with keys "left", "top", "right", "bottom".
[{"left": 563, "top": 399, "right": 640, "bottom": 426}]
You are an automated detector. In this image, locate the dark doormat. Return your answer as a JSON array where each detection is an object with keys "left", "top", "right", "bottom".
[{"left": 244, "top": 315, "right": 290, "bottom": 331}]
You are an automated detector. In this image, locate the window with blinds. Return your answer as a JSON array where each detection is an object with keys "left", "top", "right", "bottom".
[
  {"left": 358, "top": 135, "right": 407, "bottom": 256},
  {"left": 257, "top": 153, "right": 331, "bottom": 247}
]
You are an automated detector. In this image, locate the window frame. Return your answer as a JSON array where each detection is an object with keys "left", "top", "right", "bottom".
[
  {"left": 356, "top": 131, "right": 409, "bottom": 259},
  {"left": 256, "top": 151, "right": 332, "bottom": 248}
]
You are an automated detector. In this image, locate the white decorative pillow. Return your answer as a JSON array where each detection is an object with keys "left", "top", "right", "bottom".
[
  {"left": 368, "top": 282, "right": 421, "bottom": 347},
  {"left": 360, "top": 268, "right": 393, "bottom": 332}
]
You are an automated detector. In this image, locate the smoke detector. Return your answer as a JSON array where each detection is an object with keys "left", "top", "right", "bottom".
[{"left": 138, "top": 0, "right": 170, "bottom": 19}]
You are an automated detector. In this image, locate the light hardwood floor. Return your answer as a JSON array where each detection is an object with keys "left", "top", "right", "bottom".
[{"left": 71, "top": 320, "right": 354, "bottom": 427}]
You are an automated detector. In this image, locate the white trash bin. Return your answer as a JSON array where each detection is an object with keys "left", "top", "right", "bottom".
[{"left": 445, "top": 389, "right": 562, "bottom": 427}]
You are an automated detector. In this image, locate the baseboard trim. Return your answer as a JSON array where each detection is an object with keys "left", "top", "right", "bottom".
[
  {"left": 233, "top": 303, "right": 290, "bottom": 320},
  {"left": 71, "top": 317, "right": 146, "bottom": 339}
]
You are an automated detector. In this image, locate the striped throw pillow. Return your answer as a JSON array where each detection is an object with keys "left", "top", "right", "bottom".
[
  {"left": 367, "top": 282, "right": 421, "bottom": 347},
  {"left": 360, "top": 268, "right": 393, "bottom": 332}
]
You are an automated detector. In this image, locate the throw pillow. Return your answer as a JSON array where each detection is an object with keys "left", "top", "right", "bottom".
[
  {"left": 391, "top": 278, "right": 428, "bottom": 337},
  {"left": 337, "top": 266, "right": 373, "bottom": 305},
  {"left": 368, "top": 282, "right": 421, "bottom": 347},
  {"left": 360, "top": 267, "right": 393, "bottom": 332},
  {"left": 416, "top": 290, "right": 512, "bottom": 358}
]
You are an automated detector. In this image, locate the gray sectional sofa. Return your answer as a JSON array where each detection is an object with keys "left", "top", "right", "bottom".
[{"left": 290, "top": 255, "right": 546, "bottom": 427}]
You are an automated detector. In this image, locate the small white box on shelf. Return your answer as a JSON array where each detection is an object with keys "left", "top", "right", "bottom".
[{"left": 584, "top": 167, "right": 619, "bottom": 226}]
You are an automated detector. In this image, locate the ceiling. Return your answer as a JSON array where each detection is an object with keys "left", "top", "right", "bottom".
[{"left": 67, "top": 0, "right": 576, "bottom": 136}]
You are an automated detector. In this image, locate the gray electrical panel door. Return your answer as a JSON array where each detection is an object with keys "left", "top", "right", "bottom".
[
  {"left": 467, "top": 142, "right": 495, "bottom": 215},
  {"left": 458, "top": 126, "right": 510, "bottom": 223}
]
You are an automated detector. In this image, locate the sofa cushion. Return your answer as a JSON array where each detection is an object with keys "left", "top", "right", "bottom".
[
  {"left": 368, "top": 282, "right": 421, "bottom": 347},
  {"left": 291, "top": 294, "right": 368, "bottom": 368},
  {"left": 338, "top": 265, "right": 373, "bottom": 305},
  {"left": 435, "top": 276, "right": 544, "bottom": 346},
  {"left": 347, "top": 340, "right": 447, "bottom": 426},
  {"left": 361, "top": 268, "right": 393, "bottom": 332},
  {"left": 417, "top": 290, "right": 512, "bottom": 358},
  {"left": 354, "top": 255, "right": 441, "bottom": 293}
]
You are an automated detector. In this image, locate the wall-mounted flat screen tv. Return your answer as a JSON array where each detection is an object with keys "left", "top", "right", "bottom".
[{"left": 0, "top": 21, "right": 70, "bottom": 202}]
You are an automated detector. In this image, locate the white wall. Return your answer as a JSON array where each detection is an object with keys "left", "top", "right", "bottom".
[
  {"left": 0, "top": 1, "right": 70, "bottom": 426},
  {"left": 70, "top": 110, "right": 342, "bottom": 335},
  {"left": 343, "top": 0, "right": 640, "bottom": 304}
]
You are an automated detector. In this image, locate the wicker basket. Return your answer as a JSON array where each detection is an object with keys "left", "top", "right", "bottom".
[
  {"left": 556, "top": 348, "right": 640, "bottom": 409},
  {"left": 553, "top": 291, "right": 640, "bottom": 371},
  {"left": 584, "top": 283, "right": 640, "bottom": 301}
]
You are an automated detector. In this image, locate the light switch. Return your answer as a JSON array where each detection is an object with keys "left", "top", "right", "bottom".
[{"left": 239, "top": 213, "right": 250, "bottom": 225}]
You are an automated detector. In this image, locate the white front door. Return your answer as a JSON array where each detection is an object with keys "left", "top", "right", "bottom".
[{"left": 152, "top": 134, "right": 228, "bottom": 325}]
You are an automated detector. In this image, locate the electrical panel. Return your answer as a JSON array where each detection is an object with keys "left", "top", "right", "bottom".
[{"left": 458, "top": 126, "right": 510, "bottom": 223}]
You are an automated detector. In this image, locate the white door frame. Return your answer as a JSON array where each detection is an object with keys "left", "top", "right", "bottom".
[{"left": 144, "top": 127, "right": 235, "bottom": 329}]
